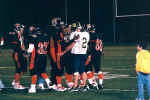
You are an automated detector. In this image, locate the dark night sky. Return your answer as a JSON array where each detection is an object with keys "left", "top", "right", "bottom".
[
  {"left": 0, "top": 0, "right": 150, "bottom": 42},
  {"left": 0, "top": 0, "right": 110, "bottom": 42},
  {"left": 0, "top": 0, "right": 114, "bottom": 42},
  {"left": 116, "top": 0, "right": 150, "bottom": 42},
  {"left": 0, "top": 0, "right": 98, "bottom": 27},
  {"left": 117, "top": 0, "right": 150, "bottom": 16},
  {"left": 2, "top": 0, "right": 150, "bottom": 42}
]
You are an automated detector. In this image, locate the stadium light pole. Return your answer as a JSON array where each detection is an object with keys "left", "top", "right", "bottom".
[
  {"left": 89, "top": 0, "right": 91, "bottom": 24},
  {"left": 113, "top": 0, "right": 117, "bottom": 43},
  {"left": 65, "top": 0, "right": 68, "bottom": 25}
]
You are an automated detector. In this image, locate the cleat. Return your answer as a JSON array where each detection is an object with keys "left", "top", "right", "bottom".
[
  {"left": 0, "top": 80, "right": 4, "bottom": 89},
  {"left": 88, "top": 84, "right": 94, "bottom": 89},
  {"left": 88, "top": 84, "right": 98, "bottom": 90},
  {"left": 66, "top": 87, "right": 72, "bottom": 91},
  {"left": 70, "top": 87, "right": 79, "bottom": 92},
  {"left": 11, "top": 80, "right": 15, "bottom": 86},
  {"left": 92, "top": 81, "right": 99, "bottom": 90},
  {"left": 48, "top": 84, "right": 57, "bottom": 91},
  {"left": 38, "top": 83, "right": 45, "bottom": 90},
  {"left": 28, "top": 87, "right": 36, "bottom": 93},
  {"left": 79, "top": 85, "right": 89, "bottom": 92},
  {"left": 98, "top": 84, "right": 103, "bottom": 90},
  {"left": 13, "top": 83, "right": 25, "bottom": 90},
  {"left": 56, "top": 86, "right": 67, "bottom": 92}
]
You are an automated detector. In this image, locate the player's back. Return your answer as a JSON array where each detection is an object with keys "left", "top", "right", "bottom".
[{"left": 70, "top": 31, "right": 89, "bottom": 54}]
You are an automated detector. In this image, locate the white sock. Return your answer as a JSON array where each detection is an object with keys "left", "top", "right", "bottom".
[
  {"left": 45, "top": 78, "right": 50, "bottom": 86},
  {"left": 88, "top": 78, "right": 93, "bottom": 84},
  {"left": 99, "top": 79, "right": 103, "bottom": 85}
]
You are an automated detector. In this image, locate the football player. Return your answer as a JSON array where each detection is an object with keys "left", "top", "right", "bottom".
[
  {"left": 27, "top": 25, "right": 45, "bottom": 90},
  {"left": 56, "top": 24, "right": 78, "bottom": 90},
  {"left": 85, "top": 24, "right": 104, "bottom": 90},
  {"left": 9, "top": 23, "right": 27, "bottom": 89},
  {"left": 48, "top": 19, "right": 74, "bottom": 91},
  {"left": 70, "top": 22, "right": 90, "bottom": 91},
  {"left": 47, "top": 17, "right": 63, "bottom": 91},
  {"left": 28, "top": 28, "right": 51, "bottom": 93}
]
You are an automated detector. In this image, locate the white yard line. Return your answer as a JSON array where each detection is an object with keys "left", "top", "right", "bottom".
[
  {"left": 103, "top": 88, "right": 137, "bottom": 92},
  {"left": 3, "top": 87, "right": 137, "bottom": 92},
  {"left": 0, "top": 67, "right": 10, "bottom": 69}
]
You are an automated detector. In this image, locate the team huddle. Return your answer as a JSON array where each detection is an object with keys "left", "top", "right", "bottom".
[{"left": 0, "top": 17, "right": 104, "bottom": 93}]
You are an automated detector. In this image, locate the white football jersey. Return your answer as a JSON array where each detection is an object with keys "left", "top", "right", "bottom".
[{"left": 70, "top": 31, "right": 90, "bottom": 54}]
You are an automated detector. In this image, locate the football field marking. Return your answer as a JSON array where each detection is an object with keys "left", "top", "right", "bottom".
[
  {"left": 103, "top": 88, "right": 137, "bottom": 92},
  {"left": 3, "top": 86, "right": 137, "bottom": 92},
  {"left": 0, "top": 67, "right": 10, "bottom": 69}
]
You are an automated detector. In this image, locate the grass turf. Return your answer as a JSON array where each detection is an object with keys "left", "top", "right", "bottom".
[{"left": 0, "top": 45, "right": 149, "bottom": 100}]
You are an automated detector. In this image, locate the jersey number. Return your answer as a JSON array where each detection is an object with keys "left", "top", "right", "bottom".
[
  {"left": 82, "top": 37, "right": 87, "bottom": 48},
  {"left": 95, "top": 39, "right": 102, "bottom": 51},
  {"left": 38, "top": 42, "right": 48, "bottom": 54}
]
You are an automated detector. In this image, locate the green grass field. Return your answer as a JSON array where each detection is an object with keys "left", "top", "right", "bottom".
[{"left": 0, "top": 44, "right": 148, "bottom": 100}]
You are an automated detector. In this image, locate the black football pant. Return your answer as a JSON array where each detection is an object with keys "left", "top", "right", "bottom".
[
  {"left": 86, "top": 52, "right": 102, "bottom": 73},
  {"left": 13, "top": 51, "right": 27, "bottom": 73}
]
